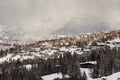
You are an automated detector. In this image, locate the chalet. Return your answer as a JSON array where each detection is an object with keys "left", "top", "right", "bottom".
[
  {"left": 80, "top": 61, "right": 97, "bottom": 68},
  {"left": 84, "top": 48, "right": 91, "bottom": 53},
  {"left": 91, "top": 41, "right": 106, "bottom": 50},
  {"left": 34, "top": 48, "right": 40, "bottom": 52},
  {"left": 105, "top": 39, "right": 120, "bottom": 48},
  {"left": 71, "top": 45, "right": 78, "bottom": 48},
  {"left": 20, "top": 50, "right": 26, "bottom": 53},
  {"left": 9, "top": 44, "right": 17, "bottom": 51},
  {"left": 41, "top": 42, "right": 53, "bottom": 47},
  {"left": 115, "top": 42, "right": 120, "bottom": 47}
]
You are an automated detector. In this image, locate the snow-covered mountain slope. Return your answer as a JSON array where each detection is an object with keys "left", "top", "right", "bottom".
[
  {"left": 52, "top": 17, "right": 110, "bottom": 36},
  {"left": 0, "top": 46, "right": 83, "bottom": 63},
  {"left": 0, "top": 38, "right": 30, "bottom": 50},
  {"left": 0, "top": 38, "right": 29, "bottom": 45},
  {"left": 0, "top": 26, "right": 24, "bottom": 40},
  {"left": 0, "top": 35, "right": 119, "bottom": 64},
  {"left": 0, "top": 30, "right": 119, "bottom": 80},
  {"left": 0, "top": 16, "right": 113, "bottom": 41}
]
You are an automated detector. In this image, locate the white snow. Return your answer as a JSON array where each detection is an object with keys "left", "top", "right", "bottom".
[
  {"left": 59, "top": 47, "right": 69, "bottom": 52},
  {"left": 76, "top": 51, "right": 84, "bottom": 55},
  {"left": 48, "top": 50, "right": 57, "bottom": 55},
  {"left": 84, "top": 48, "right": 91, "bottom": 52},
  {"left": 112, "top": 38, "right": 120, "bottom": 42},
  {"left": 97, "top": 42, "right": 106, "bottom": 46},
  {"left": 41, "top": 49, "right": 57, "bottom": 56},
  {"left": 11, "top": 53, "right": 35, "bottom": 61},
  {"left": 106, "top": 38, "right": 120, "bottom": 48},
  {"left": 80, "top": 68, "right": 93, "bottom": 79},
  {"left": 23, "top": 64, "right": 32, "bottom": 70},
  {"left": 34, "top": 48, "right": 40, "bottom": 52},
  {"left": 80, "top": 61, "right": 97, "bottom": 65},
  {"left": 19, "top": 52, "right": 40, "bottom": 60},
  {"left": 0, "top": 54, "right": 13, "bottom": 63},
  {"left": 59, "top": 47, "right": 83, "bottom": 55},
  {"left": 99, "top": 72, "right": 120, "bottom": 80},
  {"left": 80, "top": 67, "right": 120, "bottom": 80},
  {"left": 57, "top": 35, "right": 67, "bottom": 38},
  {"left": 11, "top": 55, "right": 21, "bottom": 61},
  {"left": 42, "top": 68, "right": 93, "bottom": 80},
  {"left": 0, "top": 52, "right": 41, "bottom": 63},
  {"left": 42, "top": 73, "right": 69, "bottom": 80}
]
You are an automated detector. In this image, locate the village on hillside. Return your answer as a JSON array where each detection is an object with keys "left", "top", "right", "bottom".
[{"left": 0, "top": 30, "right": 120, "bottom": 80}]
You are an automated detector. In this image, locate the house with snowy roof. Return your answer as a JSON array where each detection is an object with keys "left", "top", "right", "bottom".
[{"left": 90, "top": 41, "right": 106, "bottom": 50}]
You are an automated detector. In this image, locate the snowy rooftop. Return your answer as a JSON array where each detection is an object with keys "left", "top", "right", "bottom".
[{"left": 80, "top": 61, "right": 97, "bottom": 65}]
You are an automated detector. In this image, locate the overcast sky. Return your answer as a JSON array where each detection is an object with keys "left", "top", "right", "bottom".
[{"left": 0, "top": 0, "right": 120, "bottom": 40}]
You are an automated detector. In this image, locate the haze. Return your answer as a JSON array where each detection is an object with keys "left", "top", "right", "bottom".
[{"left": 0, "top": 0, "right": 120, "bottom": 40}]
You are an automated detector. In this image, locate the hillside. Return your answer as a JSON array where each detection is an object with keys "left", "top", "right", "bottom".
[
  {"left": 53, "top": 17, "right": 110, "bottom": 36},
  {"left": 0, "top": 38, "right": 30, "bottom": 50},
  {"left": 0, "top": 30, "right": 120, "bottom": 80}
]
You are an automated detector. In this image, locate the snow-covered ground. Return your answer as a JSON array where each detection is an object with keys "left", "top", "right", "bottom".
[
  {"left": 0, "top": 38, "right": 30, "bottom": 50},
  {"left": 80, "top": 68, "right": 94, "bottom": 80},
  {"left": 0, "top": 54, "right": 13, "bottom": 63},
  {"left": 0, "top": 52, "right": 41, "bottom": 64},
  {"left": 106, "top": 38, "right": 120, "bottom": 48},
  {"left": 0, "top": 37, "right": 120, "bottom": 80},
  {"left": 23, "top": 64, "right": 32, "bottom": 70},
  {"left": 42, "top": 73, "right": 69, "bottom": 80},
  {"left": 59, "top": 47, "right": 83, "bottom": 55},
  {"left": 0, "top": 46, "right": 84, "bottom": 64},
  {"left": 80, "top": 67, "right": 120, "bottom": 80},
  {"left": 101, "top": 72, "right": 120, "bottom": 80},
  {"left": 41, "top": 68, "right": 93, "bottom": 80},
  {"left": 41, "top": 68, "right": 120, "bottom": 80}
]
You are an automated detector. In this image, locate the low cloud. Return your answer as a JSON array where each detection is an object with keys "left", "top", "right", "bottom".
[{"left": 0, "top": 0, "right": 120, "bottom": 40}]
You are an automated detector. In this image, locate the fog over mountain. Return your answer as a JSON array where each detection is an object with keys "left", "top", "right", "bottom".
[
  {"left": 0, "top": 0, "right": 120, "bottom": 40},
  {"left": 53, "top": 16, "right": 111, "bottom": 36}
]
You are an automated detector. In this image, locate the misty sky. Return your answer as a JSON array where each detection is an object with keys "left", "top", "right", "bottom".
[{"left": 0, "top": 0, "right": 120, "bottom": 40}]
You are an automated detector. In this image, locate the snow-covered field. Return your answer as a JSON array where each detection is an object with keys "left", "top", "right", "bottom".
[
  {"left": 41, "top": 68, "right": 120, "bottom": 80},
  {"left": 80, "top": 67, "right": 120, "bottom": 80},
  {"left": 41, "top": 68, "right": 94, "bottom": 80},
  {"left": 42, "top": 73, "right": 69, "bottom": 80},
  {"left": 101, "top": 72, "right": 120, "bottom": 80},
  {"left": 0, "top": 37, "right": 120, "bottom": 80},
  {"left": 42, "top": 73, "right": 63, "bottom": 80},
  {"left": 0, "top": 53, "right": 38, "bottom": 63},
  {"left": 0, "top": 46, "right": 84, "bottom": 63}
]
